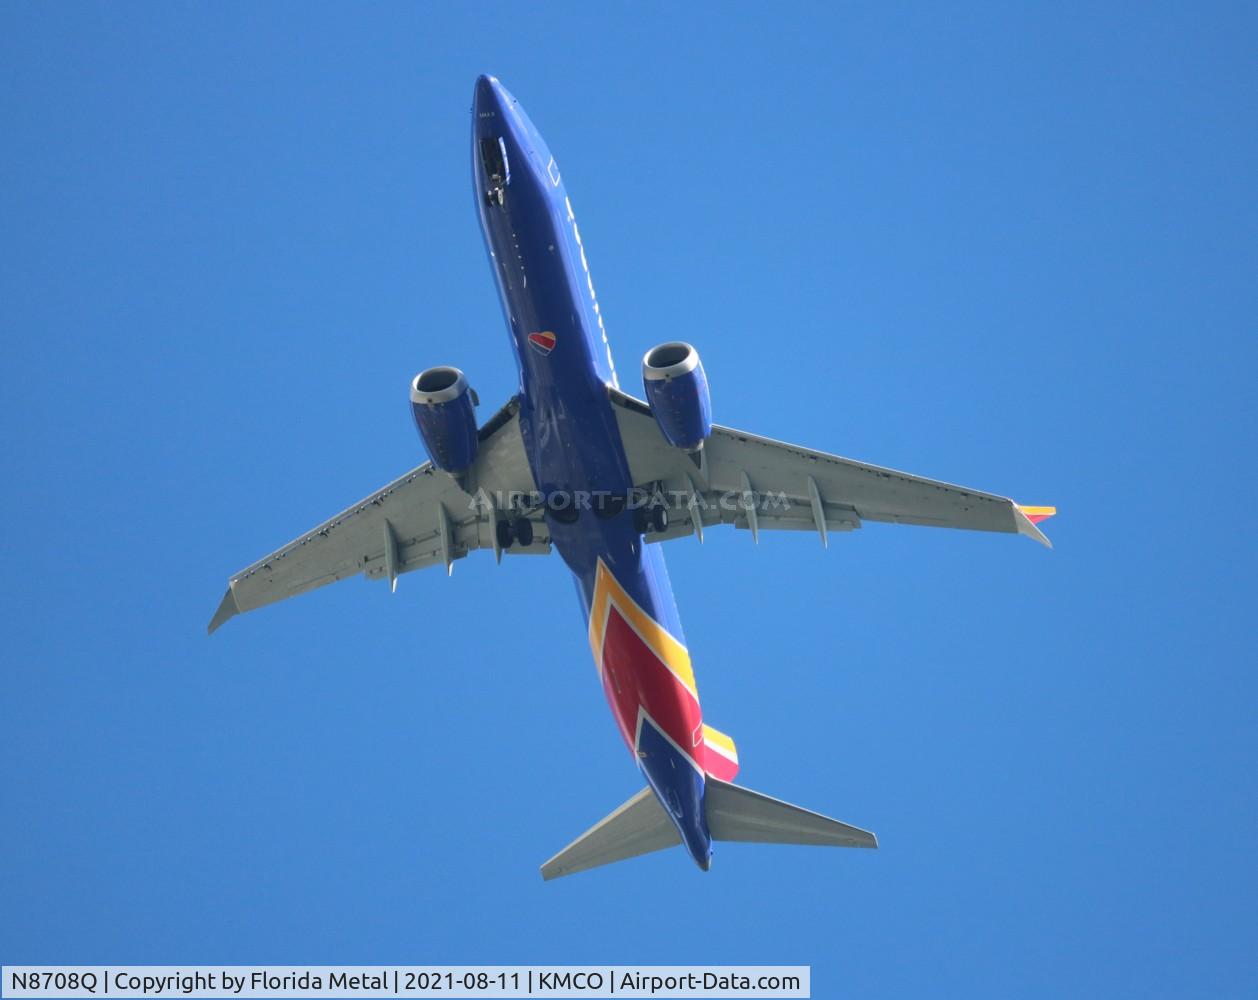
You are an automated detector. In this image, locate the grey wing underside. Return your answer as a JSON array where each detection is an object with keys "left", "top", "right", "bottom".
[
  {"left": 208, "top": 396, "right": 543, "bottom": 633},
  {"left": 540, "top": 787, "right": 682, "bottom": 881},
  {"left": 608, "top": 388, "right": 1051, "bottom": 548},
  {"left": 539, "top": 778, "right": 877, "bottom": 880}
]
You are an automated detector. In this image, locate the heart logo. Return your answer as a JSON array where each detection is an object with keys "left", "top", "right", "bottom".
[{"left": 528, "top": 330, "right": 557, "bottom": 356}]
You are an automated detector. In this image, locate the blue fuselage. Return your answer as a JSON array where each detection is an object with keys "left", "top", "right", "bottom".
[{"left": 471, "top": 76, "right": 711, "bottom": 869}]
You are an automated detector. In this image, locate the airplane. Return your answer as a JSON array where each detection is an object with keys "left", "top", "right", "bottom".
[{"left": 209, "top": 75, "right": 1055, "bottom": 880}]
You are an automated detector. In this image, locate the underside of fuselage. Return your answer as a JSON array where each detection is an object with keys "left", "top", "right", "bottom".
[
  {"left": 208, "top": 71, "right": 1059, "bottom": 878},
  {"left": 210, "top": 72, "right": 1051, "bottom": 877},
  {"left": 471, "top": 75, "right": 714, "bottom": 869}
]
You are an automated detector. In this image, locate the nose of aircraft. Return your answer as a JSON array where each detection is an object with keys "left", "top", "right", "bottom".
[{"left": 473, "top": 74, "right": 504, "bottom": 117}]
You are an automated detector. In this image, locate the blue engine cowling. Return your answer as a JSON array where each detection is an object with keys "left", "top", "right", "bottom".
[
  {"left": 410, "top": 366, "right": 479, "bottom": 472},
  {"left": 642, "top": 342, "right": 712, "bottom": 450}
]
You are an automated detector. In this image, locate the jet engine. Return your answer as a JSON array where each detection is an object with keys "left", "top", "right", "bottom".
[
  {"left": 641, "top": 342, "right": 712, "bottom": 450},
  {"left": 410, "top": 366, "right": 480, "bottom": 472}
]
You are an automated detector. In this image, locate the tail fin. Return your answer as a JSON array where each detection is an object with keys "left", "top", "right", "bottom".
[
  {"left": 700, "top": 723, "right": 740, "bottom": 781},
  {"left": 539, "top": 779, "right": 875, "bottom": 880}
]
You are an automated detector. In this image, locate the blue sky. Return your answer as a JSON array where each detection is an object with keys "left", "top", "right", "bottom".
[{"left": 2, "top": 2, "right": 1255, "bottom": 996}]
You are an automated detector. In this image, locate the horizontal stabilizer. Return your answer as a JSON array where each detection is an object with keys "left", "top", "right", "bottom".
[
  {"left": 705, "top": 777, "right": 878, "bottom": 849},
  {"left": 540, "top": 787, "right": 680, "bottom": 881},
  {"left": 541, "top": 779, "right": 876, "bottom": 880}
]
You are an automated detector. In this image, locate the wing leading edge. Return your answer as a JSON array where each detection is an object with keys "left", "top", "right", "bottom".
[{"left": 208, "top": 396, "right": 543, "bottom": 633}]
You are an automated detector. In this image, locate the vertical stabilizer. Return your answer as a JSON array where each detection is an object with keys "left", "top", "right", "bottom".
[{"left": 700, "top": 724, "right": 740, "bottom": 781}]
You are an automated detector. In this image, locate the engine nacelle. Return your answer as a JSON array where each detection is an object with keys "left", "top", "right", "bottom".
[
  {"left": 410, "top": 366, "right": 479, "bottom": 472},
  {"left": 641, "top": 342, "right": 712, "bottom": 450}
]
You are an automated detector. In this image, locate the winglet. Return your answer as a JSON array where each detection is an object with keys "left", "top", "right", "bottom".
[
  {"left": 207, "top": 586, "right": 240, "bottom": 635},
  {"left": 1014, "top": 504, "right": 1056, "bottom": 548},
  {"left": 1017, "top": 505, "right": 1057, "bottom": 525}
]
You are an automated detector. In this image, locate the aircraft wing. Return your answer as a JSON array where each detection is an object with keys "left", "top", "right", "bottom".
[
  {"left": 608, "top": 388, "right": 1053, "bottom": 548},
  {"left": 208, "top": 396, "right": 544, "bottom": 633}
]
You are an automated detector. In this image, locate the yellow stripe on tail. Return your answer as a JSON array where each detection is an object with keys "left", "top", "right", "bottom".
[{"left": 701, "top": 724, "right": 739, "bottom": 781}]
